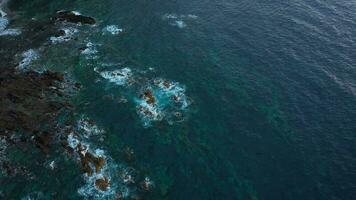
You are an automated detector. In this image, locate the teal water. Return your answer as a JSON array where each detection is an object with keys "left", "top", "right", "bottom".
[{"left": 1, "top": 0, "right": 356, "bottom": 199}]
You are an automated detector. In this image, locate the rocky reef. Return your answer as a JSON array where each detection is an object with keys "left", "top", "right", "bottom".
[
  {"left": 0, "top": 6, "right": 158, "bottom": 199},
  {"left": 53, "top": 11, "right": 96, "bottom": 25},
  {"left": 0, "top": 67, "right": 71, "bottom": 152}
]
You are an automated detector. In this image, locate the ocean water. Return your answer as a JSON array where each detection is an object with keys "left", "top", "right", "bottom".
[{"left": 1, "top": 0, "right": 356, "bottom": 199}]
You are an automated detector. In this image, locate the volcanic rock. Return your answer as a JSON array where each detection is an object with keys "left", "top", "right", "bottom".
[{"left": 54, "top": 11, "right": 96, "bottom": 25}]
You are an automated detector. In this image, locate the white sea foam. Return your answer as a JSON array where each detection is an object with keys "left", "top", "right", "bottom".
[
  {"left": 78, "top": 117, "right": 105, "bottom": 138},
  {"left": 67, "top": 133, "right": 80, "bottom": 149},
  {"left": 0, "top": 9, "right": 7, "bottom": 18},
  {"left": 66, "top": 131, "right": 117, "bottom": 199},
  {"left": 17, "top": 49, "right": 40, "bottom": 71},
  {"left": 72, "top": 11, "right": 82, "bottom": 16},
  {"left": 77, "top": 149, "right": 119, "bottom": 199},
  {"left": 103, "top": 25, "right": 123, "bottom": 35},
  {"left": 49, "top": 160, "right": 56, "bottom": 170},
  {"left": 136, "top": 98, "right": 163, "bottom": 126},
  {"left": 186, "top": 14, "right": 198, "bottom": 19},
  {"left": 172, "top": 20, "right": 186, "bottom": 29},
  {"left": 99, "top": 67, "right": 132, "bottom": 86},
  {"left": 67, "top": 118, "right": 153, "bottom": 199},
  {"left": 135, "top": 79, "right": 190, "bottom": 126},
  {"left": 162, "top": 13, "right": 178, "bottom": 20},
  {"left": 81, "top": 42, "right": 98, "bottom": 59},
  {"left": 0, "top": 28, "right": 21, "bottom": 36},
  {"left": 162, "top": 13, "right": 198, "bottom": 28},
  {"left": 0, "top": 15, "right": 21, "bottom": 36},
  {"left": 0, "top": 17, "right": 9, "bottom": 31},
  {"left": 154, "top": 78, "right": 190, "bottom": 109},
  {"left": 50, "top": 27, "right": 78, "bottom": 44}
]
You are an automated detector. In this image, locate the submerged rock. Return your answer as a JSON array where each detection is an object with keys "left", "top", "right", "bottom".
[{"left": 54, "top": 11, "right": 96, "bottom": 25}]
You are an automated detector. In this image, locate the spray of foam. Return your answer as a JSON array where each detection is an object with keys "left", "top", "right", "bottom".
[
  {"left": 81, "top": 42, "right": 99, "bottom": 59},
  {"left": 98, "top": 67, "right": 133, "bottom": 86},
  {"left": 135, "top": 78, "right": 191, "bottom": 126},
  {"left": 17, "top": 49, "right": 40, "bottom": 71},
  {"left": 50, "top": 27, "right": 78, "bottom": 44},
  {"left": 77, "top": 116, "right": 105, "bottom": 138},
  {"left": 0, "top": 14, "right": 21, "bottom": 36},
  {"left": 162, "top": 13, "right": 198, "bottom": 29},
  {"left": 102, "top": 25, "right": 123, "bottom": 35}
]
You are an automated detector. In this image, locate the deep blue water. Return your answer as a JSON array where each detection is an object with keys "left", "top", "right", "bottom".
[{"left": 1, "top": 0, "right": 355, "bottom": 199}]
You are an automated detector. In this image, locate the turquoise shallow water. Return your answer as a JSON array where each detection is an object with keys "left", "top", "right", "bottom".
[{"left": 1, "top": 0, "right": 356, "bottom": 199}]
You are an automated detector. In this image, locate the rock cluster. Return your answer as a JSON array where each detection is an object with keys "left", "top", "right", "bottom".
[
  {"left": 54, "top": 11, "right": 96, "bottom": 25},
  {"left": 0, "top": 68, "right": 69, "bottom": 150}
]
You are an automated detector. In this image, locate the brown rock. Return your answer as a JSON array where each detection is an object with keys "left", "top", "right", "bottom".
[
  {"left": 54, "top": 11, "right": 96, "bottom": 25},
  {"left": 142, "top": 89, "right": 156, "bottom": 105},
  {"left": 95, "top": 177, "right": 110, "bottom": 191}
]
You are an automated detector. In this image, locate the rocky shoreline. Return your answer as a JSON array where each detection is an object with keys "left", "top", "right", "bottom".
[
  {"left": 0, "top": 3, "right": 82, "bottom": 197},
  {"left": 0, "top": 5, "right": 155, "bottom": 198}
]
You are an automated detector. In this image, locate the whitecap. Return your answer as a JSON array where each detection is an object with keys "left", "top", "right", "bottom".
[
  {"left": 17, "top": 49, "right": 40, "bottom": 71},
  {"left": 50, "top": 27, "right": 78, "bottom": 44},
  {"left": 78, "top": 117, "right": 105, "bottom": 138},
  {"left": 162, "top": 13, "right": 198, "bottom": 28},
  {"left": 77, "top": 149, "right": 118, "bottom": 200},
  {"left": 154, "top": 78, "right": 190, "bottom": 109},
  {"left": 72, "top": 11, "right": 82, "bottom": 16},
  {"left": 49, "top": 160, "right": 56, "bottom": 170},
  {"left": 99, "top": 67, "right": 132, "bottom": 86},
  {"left": 135, "top": 97, "right": 163, "bottom": 126},
  {"left": 102, "top": 25, "right": 123, "bottom": 35},
  {"left": 0, "top": 16, "right": 21, "bottom": 36},
  {"left": 0, "top": 9, "right": 7, "bottom": 18},
  {"left": 67, "top": 133, "right": 80, "bottom": 149},
  {"left": 173, "top": 20, "right": 186, "bottom": 29},
  {"left": 0, "top": 28, "right": 21, "bottom": 36},
  {"left": 0, "top": 17, "right": 9, "bottom": 31},
  {"left": 68, "top": 118, "right": 152, "bottom": 199},
  {"left": 186, "top": 14, "right": 198, "bottom": 19},
  {"left": 162, "top": 13, "right": 178, "bottom": 20},
  {"left": 81, "top": 42, "right": 99, "bottom": 59},
  {"left": 135, "top": 79, "right": 190, "bottom": 126}
]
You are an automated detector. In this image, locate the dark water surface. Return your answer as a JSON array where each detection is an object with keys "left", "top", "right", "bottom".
[{"left": 1, "top": 0, "right": 355, "bottom": 199}]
